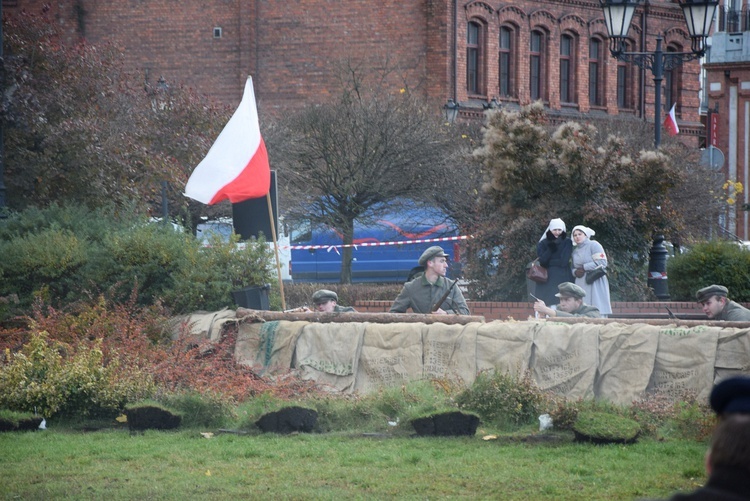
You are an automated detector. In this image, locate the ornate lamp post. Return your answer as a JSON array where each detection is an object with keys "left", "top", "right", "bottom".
[
  {"left": 599, "top": 0, "right": 718, "bottom": 300},
  {"left": 443, "top": 99, "right": 460, "bottom": 123},
  {"left": 483, "top": 97, "right": 501, "bottom": 110}
]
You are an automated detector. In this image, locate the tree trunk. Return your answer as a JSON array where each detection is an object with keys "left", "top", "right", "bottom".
[{"left": 340, "top": 218, "right": 355, "bottom": 284}]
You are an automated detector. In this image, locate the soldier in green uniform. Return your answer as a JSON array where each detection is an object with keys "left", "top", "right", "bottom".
[
  {"left": 389, "top": 246, "right": 470, "bottom": 315},
  {"left": 533, "top": 282, "right": 600, "bottom": 318},
  {"left": 696, "top": 285, "right": 750, "bottom": 321},
  {"left": 310, "top": 289, "right": 356, "bottom": 313}
]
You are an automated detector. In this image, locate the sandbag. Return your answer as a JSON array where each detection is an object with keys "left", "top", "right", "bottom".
[
  {"left": 595, "top": 323, "right": 659, "bottom": 404},
  {"left": 234, "top": 320, "right": 306, "bottom": 375},
  {"left": 294, "top": 322, "right": 366, "bottom": 392},
  {"left": 475, "top": 320, "right": 535, "bottom": 374},
  {"left": 714, "top": 327, "right": 750, "bottom": 383},
  {"left": 170, "top": 308, "right": 236, "bottom": 342},
  {"left": 647, "top": 325, "right": 720, "bottom": 401},
  {"left": 531, "top": 322, "right": 600, "bottom": 399},
  {"left": 353, "top": 323, "right": 424, "bottom": 393},
  {"left": 421, "top": 322, "right": 478, "bottom": 383}
]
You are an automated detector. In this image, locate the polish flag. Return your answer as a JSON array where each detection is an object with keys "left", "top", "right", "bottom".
[
  {"left": 184, "top": 77, "right": 271, "bottom": 205},
  {"left": 663, "top": 103, "right": 680, "bottom": 136}
]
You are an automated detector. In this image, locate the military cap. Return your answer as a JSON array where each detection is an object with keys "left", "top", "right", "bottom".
[
  {"left": 418, "top": 246, "right": 449, "bottom": 266},
  {"left": 696, "top": 284, "right": 729, "bottom": 303},
  {"left": 710, "top": 376, "right": 750, "bottom": 415},
  {"left": 312, "top": 289, "right": 338, "bottom": 304},
  {"left": 555, "top": 282, "right": 586, "bottom": 299}
]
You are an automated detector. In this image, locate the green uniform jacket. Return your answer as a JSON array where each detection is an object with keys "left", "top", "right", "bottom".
[
  {"left": 389, "top": 276, "right": 470, "bottom": 315},
  {"left": 716, "top": 300, "right": 750, "bottom": 321},
  {"left": 555, "top": 304, "right": 601, "bottom": 318},
  {"left": 333, "top": 305, "right": 356, "bottom": 313}
]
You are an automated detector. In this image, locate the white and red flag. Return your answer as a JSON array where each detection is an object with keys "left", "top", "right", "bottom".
[
  {"left": 663, "top": 103, "right": 680, "bottom": 136},
  {"left": 184, "top": 77, "right": 271, "bottom": 205}
]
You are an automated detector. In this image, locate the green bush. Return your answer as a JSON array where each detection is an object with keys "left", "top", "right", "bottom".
[
  {"left": 0, "top": 203, "right": 276, "bottom": 318},
  {"left": 0, "top": 332, "right": 155, "bottom": 418},
  {"left": 455, "top": 370, "right": 549, "bottom": 428},
  {"left": 164, "top": 232, "right": 274, "bottom": 313},
  {"left": 668, "top": 240, "right": 750, "bottom": 301}
]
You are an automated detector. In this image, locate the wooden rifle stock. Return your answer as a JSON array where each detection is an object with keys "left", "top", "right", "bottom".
[{"left": 431, "top": 278, "right": 458, "bottom": 313}]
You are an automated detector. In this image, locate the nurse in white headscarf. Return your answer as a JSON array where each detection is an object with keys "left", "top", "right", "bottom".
[
  {"left": 571, "top": 225, "right": 612, "bottom": 316},
  {"left": 534, "top": 218, "right": 574, "bottom": 305}
]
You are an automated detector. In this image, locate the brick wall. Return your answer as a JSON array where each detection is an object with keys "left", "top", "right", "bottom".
[
  {"left": 354, "top": 300, "right": 712, "bottom": 321},
  {"left": 5, "top": 0, "right": 702, "bottom": 124}
]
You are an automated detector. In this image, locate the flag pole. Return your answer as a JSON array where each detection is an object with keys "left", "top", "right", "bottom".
[{"left": 266, "top": 191, "right": 287, "bottom": 310}]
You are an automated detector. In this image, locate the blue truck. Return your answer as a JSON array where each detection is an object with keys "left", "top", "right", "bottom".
[{"left": 288, "top": 207, "right": 462, "bottom": 283}]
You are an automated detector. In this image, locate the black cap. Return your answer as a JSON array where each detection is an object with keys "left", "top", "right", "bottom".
[{"left": 710, "top": 377, "right": 750, "bottom": 415}]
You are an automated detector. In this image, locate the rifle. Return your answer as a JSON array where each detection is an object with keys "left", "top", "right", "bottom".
[{"left": 431, "top": 278, "right": 458, "bottom": 313}]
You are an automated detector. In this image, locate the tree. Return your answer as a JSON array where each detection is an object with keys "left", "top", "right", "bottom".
[
  {"left": 467, "top": 103, "right": 715, "bottom": 300},
  {"left": 2, "top": 11, "right": 230, "bottom": 228},
  {"left": 270, "top": 64, "right": 455, "bottom": 283}
]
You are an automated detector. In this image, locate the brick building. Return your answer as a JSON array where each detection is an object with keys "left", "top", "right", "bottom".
[
  {"left": 4, "top": 0, "right": 703, "bottom": 137},
  {"left": 704, "top": 2, "right": 750, "bottom": 240}
]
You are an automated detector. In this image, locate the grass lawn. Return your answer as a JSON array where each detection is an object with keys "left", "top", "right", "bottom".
[{"left": 1, "top": 427, "right": 707, "bottom": 500}]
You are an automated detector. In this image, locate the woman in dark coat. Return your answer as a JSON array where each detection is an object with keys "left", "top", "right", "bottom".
[{"left": 535, "top": 218, "right": 574, "bottom": 305}]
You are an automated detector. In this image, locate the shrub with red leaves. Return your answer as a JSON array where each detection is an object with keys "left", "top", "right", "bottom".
[{"left": 1, "top": 294, "right": 323, "bottom": 407}]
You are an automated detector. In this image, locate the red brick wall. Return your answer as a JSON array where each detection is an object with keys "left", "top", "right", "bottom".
[
  {"left": 355, "top": 300, "right": 710, "bottom": 321},
  {"left": 5, "top": 0, "right": 701, "bottom": 124}
]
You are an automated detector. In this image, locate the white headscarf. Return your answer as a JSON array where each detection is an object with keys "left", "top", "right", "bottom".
[
  {"left": 571, "top": 225, "right": 596, "bottom": 243},
  {"left": 539, "top": 218, "right": 566, "bottom": 242}
]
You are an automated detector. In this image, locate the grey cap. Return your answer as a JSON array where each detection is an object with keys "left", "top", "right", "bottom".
[
  {"left": 555, "top": 282, "right": 586, "bottom": 299},
  {"left": 697, "top": 284, "right": 729, "bottom": 303},
  {"left": 418, "top": 246, "right": 449, "bottom": 266},
  {"left": 312, "top": 289, "right": 338, "bottom": 304}
]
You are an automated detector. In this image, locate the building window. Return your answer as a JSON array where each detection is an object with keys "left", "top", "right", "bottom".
[
  {"left": 560, "top": 34, "right": 576, "bottom": 104},
  {"left": 530, "top": 30, "right": 546, "bottom": 101},
  {"left": 589, "top": 38, "right": 603, "bottom": 106},
  {"left": 616, "top": 41, "right": 633, "bottom": 109},
  {"left": 467, "top": 21, "right": 484, "bottom": 95},
  {"left": 499, "top": 26, "right": 514, "bottom": 98},
  {"left": 665, "top": 44, "right": 682, "bottom": 114}
]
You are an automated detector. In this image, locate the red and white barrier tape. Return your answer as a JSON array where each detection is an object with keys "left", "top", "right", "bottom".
[{"left": 284, "top": 234, "right": 471, "bottom": 251}]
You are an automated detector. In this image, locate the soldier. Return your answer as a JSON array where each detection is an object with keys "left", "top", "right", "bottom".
[
  {"left": 533, "top": 282, "right": 600, "bottom": 318},
  {"left": 310, "top": 289, "right": 356, "bottom": 313},
  {"left": 696, "top": 285, "right": 750, "bottom": 321},
  {"left": 390, "top": 246, "right": 469, "bottom": 315}
]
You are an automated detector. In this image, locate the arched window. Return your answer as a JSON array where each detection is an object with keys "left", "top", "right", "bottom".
[
  {"left": 665, "top": 44, "right": 683, "bottom": 115},
  {"left": 589, "top": 37, "right": 604, "bottom": 106},
  {"left": 616, "top": 40, "right": 634, "bottom": 109},
  {"left": 467, "top": 21, "right": 485, "bottom": 95},
  {"left": 499, "top": 26, "right": 515, "bottom": 98},
  {"left": 530, "top": 30, "right": 546, "bottom": 101},
  {"left": 560, "top": 33, "right": 577, "bottom": 104}
]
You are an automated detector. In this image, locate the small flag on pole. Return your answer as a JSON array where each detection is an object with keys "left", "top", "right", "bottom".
[
  {"left": 184, "top": 77, "right": 271, "bottom": 205},
  {"left": 663, "top": 103, "right": 680, "bottom": 136}
]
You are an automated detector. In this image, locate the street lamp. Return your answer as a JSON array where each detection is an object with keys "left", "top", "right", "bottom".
[
  {"left": 443, "top": 99, "right": 460, "bottom": 123},
  {"left": 599, "top": 0, "right": 717, "bottom": 149},
  {"left": 599, "top": 0, "right": 718, "bottom": 300},
  {"left": 483, "top": 97, "right": 501, "bottom": 110}
]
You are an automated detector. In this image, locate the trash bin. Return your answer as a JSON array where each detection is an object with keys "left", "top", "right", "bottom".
[{"left": 231, "top": 284, "right": 271, "bottom": 310}]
